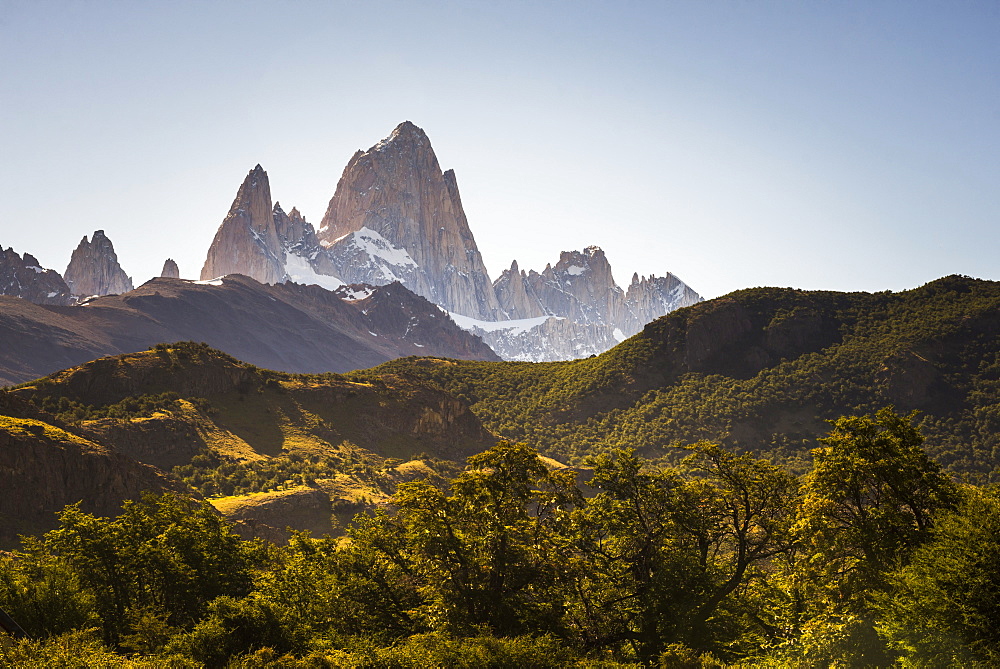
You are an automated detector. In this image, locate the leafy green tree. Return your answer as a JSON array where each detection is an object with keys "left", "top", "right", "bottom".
[
  {"left": 792, "top": 408, "right": 958, "bottom": 664},
  {"left": 348, "top": 441, "right": 581, "bottom": 638},
  {"left": 573, "top": 445, "right": 798, "bottom": 662},
  {"left": 41, "top": 493, "right": 267, "bottom": 645},
  {"left": 879, "top": 485, "right": 1000, "bottom": 666}
]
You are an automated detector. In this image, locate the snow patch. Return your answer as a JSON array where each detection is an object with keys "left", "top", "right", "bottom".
[
  {"left": 565, "top": 265, "right": 586, "bottom": 276},
  {"left": 613, "top": 328, "right": 626, "bottom": 343},
  {"left": 351, "top": 227, "right": 418, "bottom": 268},
  {"left": 449, "top": 312, "right": 555, "bottom": 336},
  {"left": 27, "top": 265, "right": 44, "bottom": 274},
  {"left": 339, "top": 286, "right": 375, "bottom": 301},
  {"left": 283, "top": 253, "right": 345, "bottom": 291},
  {"left": 190, "top": 278, "right": 224, "bottom": 286}
]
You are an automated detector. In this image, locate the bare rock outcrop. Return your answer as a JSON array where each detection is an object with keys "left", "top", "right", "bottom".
[
  {"left": 0, "top": 412, "right": 183, "bottom": 548},
  {"left": 200, "top": 165, "right": 285, "bottom": 283},
  {"left": 493, "top": 260, "right": 547, "bottom": 319},
  {"left": 0, "top": 245, "right": 72, "bottom": 305},
  {"left": 317, "top": 121, "right": 502, "bottom": 320},
  {"left": 160, "top": 258, "right": 180, "bottom": 278},
  {"left": 63, "top": 230, "right": 133, "bottom": 297},
  {"left": 623, "top": 272, "right": 702, "bottom": 334}
]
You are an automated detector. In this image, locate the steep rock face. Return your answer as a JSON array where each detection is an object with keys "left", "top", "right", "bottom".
[
  {"left": 622, "top": 272, "right": 703, "bottom": 334},
  {"left": 0, "top": 412, "right": 183, "bottom": 548},
  {"left": 469, "top": 317, "right": 621, "bottom": 362},
  {"left": 493, "top": 260, "right": 547, "bottom": 319},
  {"left": 487, "top": 246, "right": 702, "bottom": 361},
  {"left": 524, "top": 246, "right": 626, "bottom": 327},
  {"left": 161, "top": 258, "right": 180, "bottom": 278},
  {"left": 200, "top": 165, "right": 285, "bottom": 283},
  {"left": 273, "top": 203, "right": 340, "bottom": 279},
  {"left": 317, "top": 121, "right": 502, "bottom": 320},
  {"left": 63, "top": 230, "right": 133, "bottom": 297},
  {"left": 0, "top": 245, "right": 72, "bottom": 305}
]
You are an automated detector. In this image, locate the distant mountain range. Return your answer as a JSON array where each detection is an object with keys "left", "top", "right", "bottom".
[{"left": 1, "top": 121, "right": 700, "bottom": 366}]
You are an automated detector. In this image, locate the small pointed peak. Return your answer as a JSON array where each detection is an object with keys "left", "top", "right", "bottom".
[
  {"left": 23, "top": 252, "right": 40, "bottom": 267},
  {"left": 510, "top": 259, "right": 519, "bottom": 272},
  {"left": 584, "top": 245, "right": 603, "bottom": 257},
  {"left": 273, "top": 201, "right": 285, "bottom": 215},
  {"left": 375, "top": 121, "right": 429, "bottom": 151},
  {"left": 252, "top": 163, "right": 264, "bottom": 173},
  {"left": 289, "top": 206, "right": 302, "bottom": 220},
  {"left": 161, "top": 258, "right": 180, "bottom": 278},
  {"left": 631, "top": 272, "right": 640, "bottom": 285},
  {"left": 394, "top": 120, "right": 423, "bottom": 135},
  {"left": 93, "top": 229, "right": 107, "bottom": 238}
]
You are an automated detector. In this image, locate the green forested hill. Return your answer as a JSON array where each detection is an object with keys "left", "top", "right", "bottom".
[{"left": 371, "top": 275, "right": 1000, "bottom": 476}]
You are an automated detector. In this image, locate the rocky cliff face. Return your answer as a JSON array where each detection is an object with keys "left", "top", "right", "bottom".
[
  {"left": 63, "top": 230, "right": 133, "bottom": 297},
  {"left": 623, "top": 272, "right": 703, "bottom": 334},
  {"left": 317, "top": 121, "right": 502, "bottom": 320},
  {"left": 0, "top": 400, "right": 183, "bottom": 548},
  {"left": 161, "top": 258, "right": 180, "bottom": 278},
  {"left": 200, "top": 165, "right": 286, "bottom": 283},
  {"left": 0, "top": 245, "right": 72, "bottom": 305},
  {"left": 487, "top": 246, "right": 702, "bottom": 361}
]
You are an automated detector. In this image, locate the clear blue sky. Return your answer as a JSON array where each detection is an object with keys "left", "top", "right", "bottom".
[{"left": 1, "top": 0, "right": 997, "bottom": 299}]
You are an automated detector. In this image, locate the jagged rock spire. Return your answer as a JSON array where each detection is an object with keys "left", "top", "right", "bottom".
[
  {"left": 64, "top": 230, "right": 133, "bottom": 297},
  {"left": 0, "top": 245, "right": 72, "bottom": 305},
  {"left": 161, "top": 258, "right": 180, "bottom": 278},
  {"left": 200, "top": 165, "right": 285, "bottom": 283}
]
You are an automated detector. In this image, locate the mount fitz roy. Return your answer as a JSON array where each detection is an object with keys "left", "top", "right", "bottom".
[{"left": 200, "top": 121, "right": 702, "bottom": 361}]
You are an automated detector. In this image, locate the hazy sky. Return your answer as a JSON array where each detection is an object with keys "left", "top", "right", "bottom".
[{"left": 1, "top": 1, "right": 997, "bottom": 299}]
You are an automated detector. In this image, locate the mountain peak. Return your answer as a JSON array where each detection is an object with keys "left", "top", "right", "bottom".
[
  {"left": 201, "top": 165, "right": 284, "bottom": 283},
  {"left": 64, "top": 229, "right": 133, "bottom": 297},
  {"left": 161, "top": 258, "right": 180, "bottom": 279},
  {"left": 317, "top": 122, "right": 502, "bottom": 320}
]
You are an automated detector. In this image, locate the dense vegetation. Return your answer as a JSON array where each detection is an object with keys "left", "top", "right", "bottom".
[
  {"left": 370, "top": 276, "right": 1000, "bottom": 478},
  {"left": 3, "top": 409, "right": 998, "bottom": 667}
]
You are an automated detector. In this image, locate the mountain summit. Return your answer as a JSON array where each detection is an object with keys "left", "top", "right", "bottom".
[
  {"left": 63, "top": 230, "right": 133, "bottom": 297},
  {"left": 200, "top": 165, "right": 285, "bottom": 284},
  {"left": 318, "top": 121, "right": 503, "bottom": 320}
]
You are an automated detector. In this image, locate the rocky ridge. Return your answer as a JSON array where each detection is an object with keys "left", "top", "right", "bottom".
[
  {"left": 63, "top": 230, "right": 133, "bottom": 297},
  {"left": 0, "top": 274, "right": 498, "bottom": 387},
  {"left": 0, "top": 245, "right": 72, "bottom": 305}
]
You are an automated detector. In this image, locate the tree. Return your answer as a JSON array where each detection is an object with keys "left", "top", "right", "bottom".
[
  {"left": 347, "top": 441, "right": 581, "bottom": 637},
  {"left": 879, "top": 485, "right": 1000, "bottom": 666},
  {"left": 792, "top": 408, "right": 958, "bottom": 664},
  {"left": 41, "top": 493, "right": 266, "bottom": 645},
  {"left": 572, "top": 445, "right": 798, "bottom": 662}
]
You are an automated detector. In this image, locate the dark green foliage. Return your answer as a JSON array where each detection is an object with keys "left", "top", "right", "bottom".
[
  {"left": 40, "top": 493, "right": 267, "bottom": 645},
  {"left": 2, "top": 410, "right": 999, "bottom": 667},
  {"left": 173, "top": 452, "right": 347, "bottom": 497},
  {"left": 35, "top": 391, "right": 191, "bottom": 422},
  {"left": 878, "top": 486, "right": 1000, "bottom": 666},
  {"left": 374, "top": 276, "right": 1000, "bottom": 477}
]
